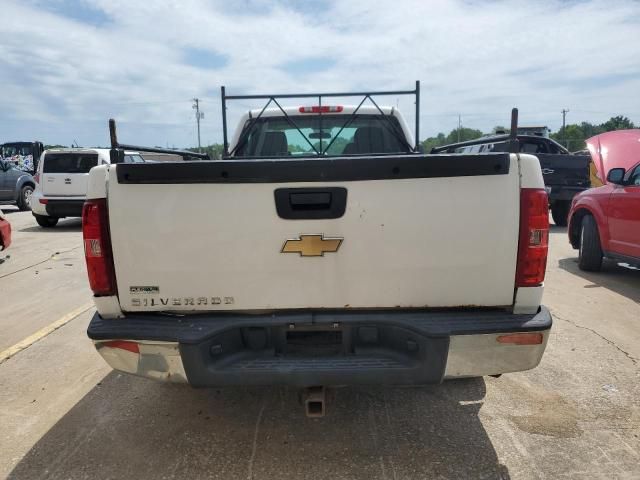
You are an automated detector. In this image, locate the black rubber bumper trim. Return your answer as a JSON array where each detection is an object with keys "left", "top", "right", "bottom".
[
  {"left": 115, "top": 153, "right": 510, "bottom": 184},
  {"left": 87, "top": 306, "right": 552, "bottom": 344},
  {"left": 88, "top": 307, "right": 551, "bottom": 387},
  {"left": 44, "top": 199, "right": 84, "bottom": 218}
]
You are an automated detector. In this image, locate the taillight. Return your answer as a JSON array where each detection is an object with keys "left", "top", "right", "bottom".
[
  {"left": 82, "top": 199, "right": 117, "bottom": 296},
  {"left": 298, "top": 106, "right": 344, "bottom": 113},
  {"left": 497, "top": 333, "right": 544, "bottom": 345},
  {"left": 515, "top": 188, "right": 549, "bottom": 287},
  {"left": 34, "top": 173, "right": 40, "bottom": 183},
  {"left": 102, "top": 340, "right": 139, "bottom": 354}
]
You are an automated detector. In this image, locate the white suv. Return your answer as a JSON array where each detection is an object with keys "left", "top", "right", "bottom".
[{"left": 31, "top": 148, "right": 144, "bottom": 227}]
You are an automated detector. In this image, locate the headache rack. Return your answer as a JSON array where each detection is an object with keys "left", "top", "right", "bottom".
[
  {"left": 220, "top": 81, "right": 422, "bottom": 158},
  {"left": 106, "top": 85, "right": 520, "bottom": 163}
]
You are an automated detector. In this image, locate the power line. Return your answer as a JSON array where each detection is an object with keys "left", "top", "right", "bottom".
[
  {"left": 192, "top": 98, "right": 204, "bottom": 153},
  {"left": 561, "top": 108, "right": 570, "bottom": 147}
]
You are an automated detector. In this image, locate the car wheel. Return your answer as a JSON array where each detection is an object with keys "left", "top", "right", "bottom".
[
  {"left": 17, "top": 185, "right": 34, "bottom": 211},
  {"left": 551, "top": 201, "right": 569, "bottom": 227},
  {"left": 578, "top": 215, "right": 602, "bottom": 271},
  {"left": 34, "top": 214, "right": 59, "bottom": 228}
]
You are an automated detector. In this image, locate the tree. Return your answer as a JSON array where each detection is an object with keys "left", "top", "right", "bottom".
[
  {"left": 188, "top": 144, "right": 224, "bottom": 159},
  {"left": 579, "top": 121, "right": 604, "bottom": 139},
  {"left": 421, "top": 132, "right": 446, "bottom": 153},
  {"left": 421, "top": 128, "right": 483, "bottom": 152},
  {"left": 600, "top": 116, "right": 635, "bottom": 132},
  {"left": 550, "top": 116, "right": 636, "bottom": 151},
  {"left": 444, "top": 127, "right": 483, "bottom": 145},
  {"left": 551, "top": 125, "right": 587, "bottom": 151}
]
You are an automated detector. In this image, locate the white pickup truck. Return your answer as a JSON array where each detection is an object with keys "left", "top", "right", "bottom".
[{"left": 83, "top": 86, "right": 551, "bottom": 397}]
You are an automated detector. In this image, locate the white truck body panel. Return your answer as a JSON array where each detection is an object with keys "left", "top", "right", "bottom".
[{"left": 106, "top": 157, "right": 520, "bottom": 313}]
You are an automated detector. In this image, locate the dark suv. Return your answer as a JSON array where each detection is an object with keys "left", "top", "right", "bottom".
[{"left": 0, "top": 159, "right": 36, "bottom": 210}]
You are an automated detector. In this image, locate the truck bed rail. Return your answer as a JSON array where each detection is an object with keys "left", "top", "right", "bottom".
[{"left": 107, "top": 119, "right": 210, "bottom": 163}]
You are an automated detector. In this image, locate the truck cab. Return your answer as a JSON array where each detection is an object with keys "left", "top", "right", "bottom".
[{"left": 228, "top": 105, "right": 414, "bottom": 157}]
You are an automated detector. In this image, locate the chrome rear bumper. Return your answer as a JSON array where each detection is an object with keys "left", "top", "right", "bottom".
[{"left": 90, "top": 307, "right": 552, "bottom": 385}]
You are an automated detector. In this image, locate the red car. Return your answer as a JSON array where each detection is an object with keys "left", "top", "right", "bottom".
[
  {"left": 0, "top": 210, "right": 11, "bottom": 251},
  {"left": 568, "top": 130, "right": 640, "bottom": 270}
]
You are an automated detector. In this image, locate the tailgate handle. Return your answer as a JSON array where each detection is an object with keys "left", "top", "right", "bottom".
[
  {"left": 289, "top": 192, "right": 331, "bottom": 210},
  {"left": 275, "top": 187, "right": 347, "bottom": 220}
]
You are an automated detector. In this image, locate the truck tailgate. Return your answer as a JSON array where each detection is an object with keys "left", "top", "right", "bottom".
[
  {"left": 106, "top": 154, "right": 520, "bottom": 312},
  {"left": 538, "top": 153, "right": 591, "bottom": 187}
]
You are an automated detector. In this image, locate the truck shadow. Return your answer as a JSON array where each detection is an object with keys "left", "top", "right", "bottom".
[
  {"left": 9, "top": 373, "right": 509, "bottom": 480},
  {"left": 558, "top": 257, "right": 640, "bottom": 304}
]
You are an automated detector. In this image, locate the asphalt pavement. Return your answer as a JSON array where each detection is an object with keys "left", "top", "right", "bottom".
[{"left": 1, "top": 206, "right": 638, "bottom": 480}]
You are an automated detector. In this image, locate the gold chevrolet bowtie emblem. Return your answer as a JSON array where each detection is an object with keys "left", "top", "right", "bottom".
[{"left": 281, "top": 234, "right": 343, "bottom": 257}]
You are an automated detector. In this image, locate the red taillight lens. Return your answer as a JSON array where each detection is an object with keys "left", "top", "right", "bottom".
[
  {"left": 34, "top": 173, "right": 40, "bottom": 183},
  {"left": 515, "top": 188, "right": 549, "bottom": 287},
  {"left": 497, "top": 333, "right": 544, "bottom": 345},
  {"left": 82, "top": 199, "right": 117, "bottom": 296},
  {"left": 0, "top": 219, "right": 11, "bottom": 250},
  {"left": 298, "top": 106, "right": 344, "bottom": 113},
  {"left": 102, "top": 340, "right": 139, "bottom": 354}
]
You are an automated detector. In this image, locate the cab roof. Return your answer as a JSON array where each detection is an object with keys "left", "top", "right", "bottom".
[{"left": 247, "top": 105, "right": 395, "bottom": 118}]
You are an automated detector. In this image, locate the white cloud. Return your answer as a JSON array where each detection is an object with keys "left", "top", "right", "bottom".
[{"left": 1, "top": 0, "right": 639, "bottom": 147}]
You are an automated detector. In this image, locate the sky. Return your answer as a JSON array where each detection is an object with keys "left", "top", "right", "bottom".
[{"left": 1, "top": 0, "right": 639, "bottom": 148}]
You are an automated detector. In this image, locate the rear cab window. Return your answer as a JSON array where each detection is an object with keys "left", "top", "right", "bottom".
[
  {"left": 43, "top": 153, "right": 99, "bottom": 173},
  {"left": 124, "top": 154, "right": 145, "bottom": 163},
  {"left": 234, "top": 115, "right": 412, "bottom": 157},
  {"left": 520, "top": 141, "right": 548, "bottom": 154}
]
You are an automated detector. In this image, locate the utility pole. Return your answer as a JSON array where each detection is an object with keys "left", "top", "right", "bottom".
[
  {"left": 561, "top": 109, "right": 569, "bottom": 148},
  {"left": 457, "top": 114, "right": 462, "bottom": 142},
  {"left": 192, "top": 98, "right": 204, "bottom": 153}
]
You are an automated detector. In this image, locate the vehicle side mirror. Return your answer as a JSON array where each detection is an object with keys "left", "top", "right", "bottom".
[{"left": 606, "top": 168, "right": 626, "bottom": 185}]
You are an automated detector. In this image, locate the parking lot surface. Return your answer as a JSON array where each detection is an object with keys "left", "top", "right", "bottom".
[{"left": 1, "top": 206, "right": 639, "bottom": 479}]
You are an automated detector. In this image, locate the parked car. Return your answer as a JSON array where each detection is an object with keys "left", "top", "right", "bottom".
[
  {"left": 31, "top": 148, "right": 145, "bottom": 227},
  {"left": 432, "top": 135, "right": 592, "bottom": 226},
  {"left": 568, "top": 130, "right": 640, "bottom": 270},
  {"left": 83, "top": 85, "right": 552, "bottom": 414},
  {"left": 0, "top": 158, "right": 36, "bottom": 211},
  {"left": 0, "top": 210, "right": 11, "bottom": 251}
]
